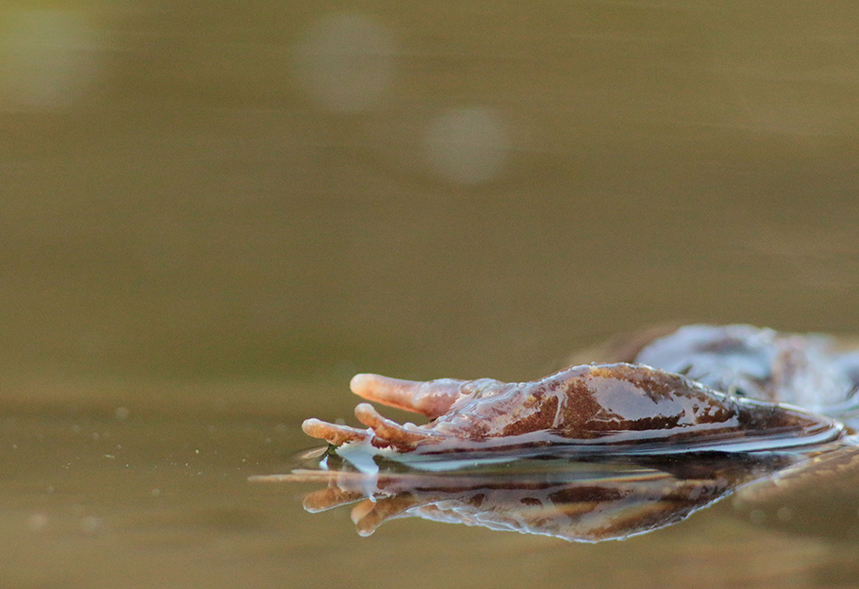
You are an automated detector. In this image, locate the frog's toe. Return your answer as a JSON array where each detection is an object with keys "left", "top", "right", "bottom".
[
  {"left": 301, "top": 418, "right": 372, "bottom": 446},
  {"left": 350, "top": 373, "right": 468, "bottom": 419},
  {"left": 353, "top": 403, "right": 442, "bottom": 450}
]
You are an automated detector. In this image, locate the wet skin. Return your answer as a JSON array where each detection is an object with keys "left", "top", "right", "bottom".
[{"left": 302, "top": 362, "right": 842, "bottom": 453}]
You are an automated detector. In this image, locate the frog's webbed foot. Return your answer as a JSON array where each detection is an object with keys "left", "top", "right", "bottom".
[
  {"left": 302, "top": 404, "right": 445, "bottom": 451},
  {"left": 350, "top": 373, "right": 469, "bottom": 419}
]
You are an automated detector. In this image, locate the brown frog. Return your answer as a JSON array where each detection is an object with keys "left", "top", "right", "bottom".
[
  {"left": 269, "top": 325, "right": 859, "bottom": 541},
  {"left": 302, "top": 363, "right": 843, "bottom": 454}
]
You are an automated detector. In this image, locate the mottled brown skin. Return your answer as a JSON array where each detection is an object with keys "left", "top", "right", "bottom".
[{"left": 302, "top": 363, "right": 839, "bottom": 453}]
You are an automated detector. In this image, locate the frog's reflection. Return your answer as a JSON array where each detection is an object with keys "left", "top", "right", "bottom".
[{"left": 253, "top": 446, "right": 847, "bottom": 542}]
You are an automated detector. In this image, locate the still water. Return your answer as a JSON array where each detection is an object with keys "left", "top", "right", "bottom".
[
  {"left": 4, "top": 387, "right": 859, "bottom": 589},
  {"left": 2, "top": 0, "right": 859, "bottom": 587}
]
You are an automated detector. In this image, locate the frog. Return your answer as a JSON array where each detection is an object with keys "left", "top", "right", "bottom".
[
  {"left": 302, "top": 324, "right": 858, "bottom": 453},
  {"left": 262, "top": 325, "right": 859, "bottom": 541}
]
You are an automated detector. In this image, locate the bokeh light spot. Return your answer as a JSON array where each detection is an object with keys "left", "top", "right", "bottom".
[
  {"left": 424, "top": 107, "right": 509, "bottom": 185},
  {"left": 0, "top": 9, "right": 98, "bottom": 111},
  {"left": 293, "top": 13, "right": 395, "bottom": 113}
]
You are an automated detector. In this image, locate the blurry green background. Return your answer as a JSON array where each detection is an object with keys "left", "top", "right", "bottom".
[{"left": 2, "top": 1, "right": 858, "bottom": 406}]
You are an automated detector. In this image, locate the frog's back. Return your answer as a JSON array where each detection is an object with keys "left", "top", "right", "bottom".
[{"left": 612, "top": 324, "right": 859, "bottom": 417}]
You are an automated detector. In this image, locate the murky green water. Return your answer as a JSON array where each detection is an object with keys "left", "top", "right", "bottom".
[{"left": 2, "top": 1, "right": 859, "bottom": 587}]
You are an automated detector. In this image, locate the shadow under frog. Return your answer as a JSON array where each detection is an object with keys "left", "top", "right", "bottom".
[{"left": 254, "top": 325, "right": 859, "bottom": 542}]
